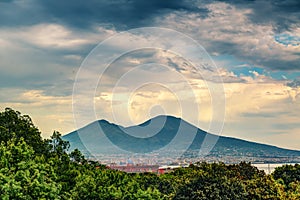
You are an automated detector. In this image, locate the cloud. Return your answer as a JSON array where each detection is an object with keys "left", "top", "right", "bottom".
[
  {"left": 0, "top": 89, "right": 73, "bottom": 136},
  {"left": 1, "top": 1, "right": 299, "bottom": 71},
  {"left": 221, "top": 80, "right": 300, "bottom": 149},
  {"left": 0, "top": 23, "right": 115, "bottom": 49},
  {"left": 287, "top": 79, "right": 300, "bottom": 88},
  {"left": 231, "top": 0, "right": 300, "bottom": 32},
  {"left": 0, "top": 23, "right": 117, "bottom": 96},
  {"left": 2, "top": 0, "right": 298, "bottom": 35},
  {"left": 20, "top": 24, "right": 91, "bottom": 48},
  {"left": 1, "top": 0, "right": 299, "bottom": 72},
  {"left": 97, "top": 47, "right": 246, "bottom": 84},
  {"left": 0, "top": 0, "right": 205, "bottom": 30},
  {"left": 0, "top": 0, "right": 44, "bottom": 27},
  {"left": 275, "top": 33, "right": 300, "bottom": 46},
  {"left": 155, "top": 2, "right": 300, "bottom": 71}
]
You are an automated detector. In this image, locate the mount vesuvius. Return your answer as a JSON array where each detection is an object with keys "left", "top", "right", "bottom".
[{"left": 63, "top": 115, "right": 300, "bottom": 162}]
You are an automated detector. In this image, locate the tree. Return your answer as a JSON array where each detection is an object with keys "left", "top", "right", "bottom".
[
  {"left": 272, "top": 164, "right": 300, "bottom": 200},
  {"left": 174, "top": 172, "right": 247, "bottom": 199},
  {"left": 0, "top": 139, "right": 61, "bottom": 199},
  {"left": 70, "top": 148, "right": 85, "bottom": 163},
  {"left": 273, "top": 164, "right": 300, "bottom": 187},
  {"left": 49, "top": 131, "right": 70, "bottom": 159},
  {"left": 0, "top": 108, "right": 46, "bottom": 154}
]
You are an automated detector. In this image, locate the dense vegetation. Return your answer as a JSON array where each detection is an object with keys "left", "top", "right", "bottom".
[{"left": 0, "top": 108, "right": 299, "bottom": 199}]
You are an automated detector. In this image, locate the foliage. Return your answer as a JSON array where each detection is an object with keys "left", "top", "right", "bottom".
[
  {"left": 0, "top": 108, "right": 299, "bottom": 199},
  {"left": 273, "top": 164, "right": 300, "bottom": 187},
  {"left": 0, "top": 139, "right": 61, "bottom": 199},
  {"left": 0, "top": 108, "right": 46, "bottom": 155},
  {"left": 272, "top": 164, "right": 300, "bottom": 199}
]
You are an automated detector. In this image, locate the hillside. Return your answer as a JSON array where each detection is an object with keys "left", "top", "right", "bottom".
[{"left": 63, "top": 115, "right": 300, "bottom": 161}]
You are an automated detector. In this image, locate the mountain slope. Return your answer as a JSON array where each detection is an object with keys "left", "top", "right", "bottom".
[{"left": 63, "top": 115, "right": 300, "bottom": 160}]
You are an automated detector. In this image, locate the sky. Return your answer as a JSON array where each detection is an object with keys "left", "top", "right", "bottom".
[{"left": 0, "top": 0, "right": 300, "bottom": 150}]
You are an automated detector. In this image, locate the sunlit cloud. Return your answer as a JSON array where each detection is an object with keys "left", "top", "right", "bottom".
[{"left": 0, "top": 89, "right": 73, "bottom": 137}]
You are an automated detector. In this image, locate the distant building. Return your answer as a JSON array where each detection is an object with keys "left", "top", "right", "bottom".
[
  {"left": 157, "top": 165, "right": 182, "bottom": 174},
  {"left": 108, "top": 164, "right": 159, "bottom": 173}
]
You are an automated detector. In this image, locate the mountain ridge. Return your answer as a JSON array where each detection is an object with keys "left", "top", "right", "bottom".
[{"left": 63, "top": 115, "right": 300, "bottom": 161}]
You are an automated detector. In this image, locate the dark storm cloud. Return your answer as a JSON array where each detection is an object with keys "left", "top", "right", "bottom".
[
  {"left": 40, "top": 0, "right": 192, "bottom": 29},
  {"left": 2, "top": 0, "right": 298, "bottom": 33},
  {"left": 0, "top": 0, "right": 207, "bottom": 30},
  {"left": 48, "top": 0, "right": 210, "bottom": 29},
  {"left": 0, "top": 0, "right": 13, "bottom": 3},
  {"left": 217, "top": 0, "right": 300, "bottom": 32},
  {"left": 0, "top": 0, "right": 48, "bottom": 27}
]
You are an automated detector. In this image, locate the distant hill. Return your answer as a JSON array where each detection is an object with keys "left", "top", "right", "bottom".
[{"left": 63, "top": 115, "right": 300, "bottom": 161}]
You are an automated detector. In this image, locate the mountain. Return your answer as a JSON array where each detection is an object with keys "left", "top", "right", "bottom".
[{"left": 63, "top": 115, "right": 300, "bottom": 162}]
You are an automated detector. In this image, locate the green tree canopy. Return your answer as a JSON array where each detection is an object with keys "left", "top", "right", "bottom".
[{"left": 0, "top": 108, "right": 46, "bottom": 154}]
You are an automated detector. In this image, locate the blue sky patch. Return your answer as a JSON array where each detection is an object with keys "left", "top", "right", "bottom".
[{"left": 275, "top": 33, "right": 300, "bottom": 46}]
